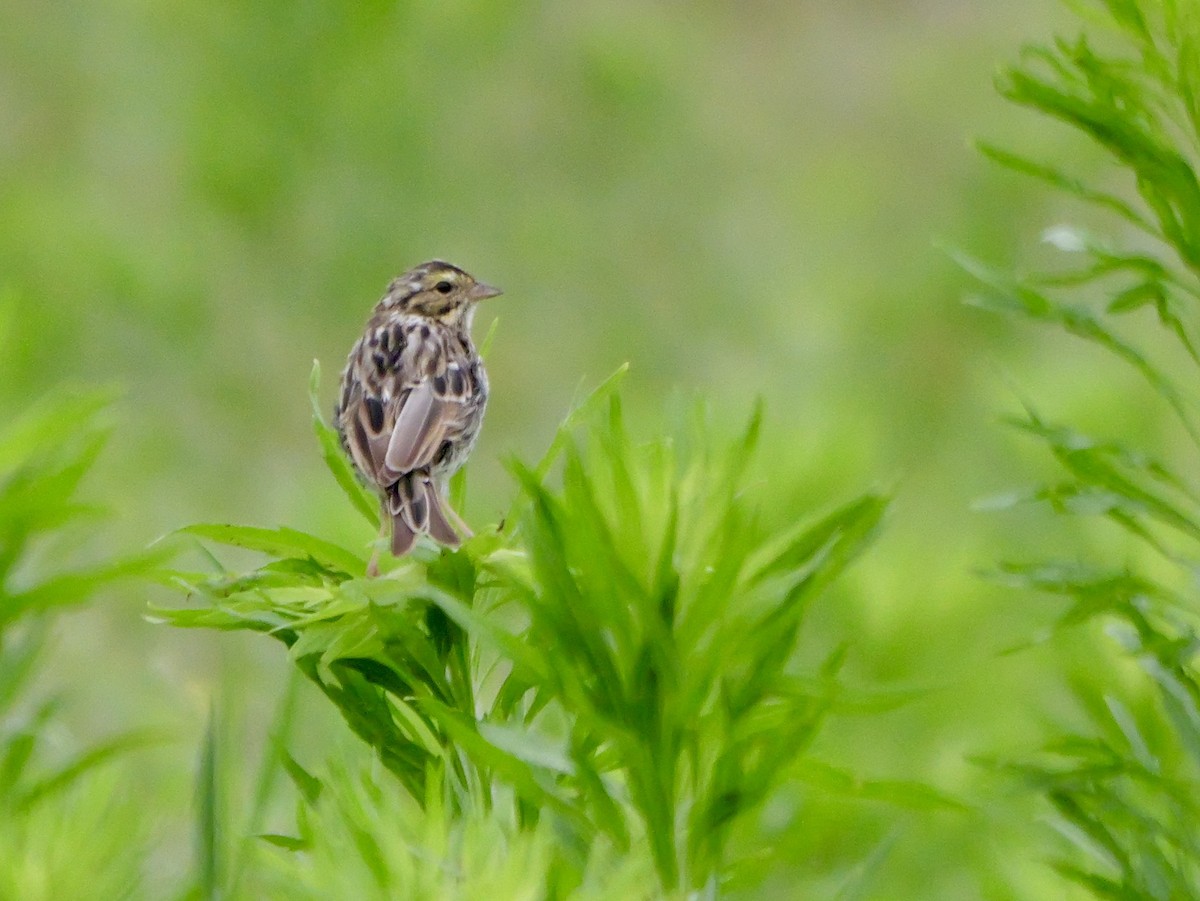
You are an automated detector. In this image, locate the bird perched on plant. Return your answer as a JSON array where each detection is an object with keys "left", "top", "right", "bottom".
[{"left": 335, "top": 260, "right": 500, "bottom": 568}]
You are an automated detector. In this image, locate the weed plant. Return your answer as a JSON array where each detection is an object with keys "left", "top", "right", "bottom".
[
  {"left": 0, "top": 308, "right": 158, "bottom": 899},
  {"left": 157, "top": 365, "right": 898, "bottom": 897},
  {"left": 964, "top": 0, "right": 1200, "bottom": 895}
]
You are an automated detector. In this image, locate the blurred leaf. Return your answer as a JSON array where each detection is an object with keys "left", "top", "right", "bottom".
[
  {"left": 1, "top": 548, "right": 170, "bottom": 627},
  {"left": 195, "top": 709, "right": 221, "bottom": 901},
  {"left": 257, "top": 833, "right": 307, "bottom": 852},
  {"left": 976, "top": 141, "right": 1155, "bottom": 232},
  {"left": 750, "top": 492, "right": 889, "bottom": 587},
  {"left": 971, "top": 2, "right": 1200, "bottom": 896},
  {"left": 0, "top": 621, "right": 47, "bottom": 710},
  {"left": 177, "top": 523, "right": 365, "bottom": 576},
  {"left": 0, "top": 389, "right": 116, "bottom": 476},
  {"left": 478, "top": 721, "right": 574, "bottom": 775},
  {"left": 957, "top": 247, "right": 1200, "bottom": 444},
  {"left": 791, "top": 759, "right": 968, "bottom": 812},
  {"left": 281, "top": 752, "right": 323, "bottom": 806},
  {"left": 14, "top": 729, "right": 167, "bottom": 810},
  {"left": 832, "top": 832, "right": 900, "bottom": 901},
  {"left": 529, "top": 363, "right": 629, "bottom": 482}
]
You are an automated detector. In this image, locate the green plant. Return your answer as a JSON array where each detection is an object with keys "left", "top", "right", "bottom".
[
  {"left": 965, "top": 1, "right": 1200, "bottom": 896},
  {"left": 256, "top": 741, "right": 658, "bottom": 901},
  {"left": 156, "top": 364, "right": 898, "bottom": 897},
  {"left": 0, "top": 316, "right": 160, "bottom": 898}
]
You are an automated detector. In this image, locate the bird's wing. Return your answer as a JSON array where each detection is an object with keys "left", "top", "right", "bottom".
[
  {"left": 384, "top": 378, "right": 450, "bottom": 474},
  {"left": 381, "top": 361, "right": 476, "bottom": 481}
]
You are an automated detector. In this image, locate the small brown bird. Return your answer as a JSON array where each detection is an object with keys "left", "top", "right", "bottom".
[{"left": 335, "top": 261, "right": 500, "bottom": 566}]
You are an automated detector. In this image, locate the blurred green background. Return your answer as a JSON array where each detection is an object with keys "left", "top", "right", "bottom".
[{"left": 0, "top": 0, "right": 1150, "bottom": 897}]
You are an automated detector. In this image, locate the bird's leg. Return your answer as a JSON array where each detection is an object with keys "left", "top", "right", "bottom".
[
  {"left": 366, "top": 513, "right": 388, "bottom": 577},
  {"left": 442, "top": 489, "right": 474, "bottom": 540}
]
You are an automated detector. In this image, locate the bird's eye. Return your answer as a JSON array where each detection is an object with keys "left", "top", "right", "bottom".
[{"left": 435, "top": 281, "right": 453, "bottom": 294}]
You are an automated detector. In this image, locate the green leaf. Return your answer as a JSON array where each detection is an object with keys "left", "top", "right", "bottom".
[
  {"left": 960, "top": 250, "right": 1200, "bottom": 445},
  {"left": 0, "top": 389, "right": 116, "bottom": 476},
  {"left": 749, "top": 492, "right": 889, "bottom": 586},
  {"left": 281, "top": 752, "right": 324, "bottom": 806},
  {"left": 15, "top": 730, "right": 168, "bottom": 810},
  {"left": 529, "top": 364, "right": 630, "bottom": 481},
  {"left": 257, "top": 833, "right": 308, "bottom": 851},
  {"left": 831, "top": 832, "right": 900, "bottom": 901},
  {"left": 478, "top": 722, "right": 575, "bottom": 775},
  {"left": 420, "top": 698, "right": 581, "bottom": 822},
  {"left": 1107, "top": 280, "right": 1163, "bottom": 312},
  {"left": 195, "top": 709, "right": 221, "bottom": 901},
  {"left": 976, "top": 141, "right": 1156, "bottom": 232},
  {"left": 177, "top": 523, "right": 366, "bottom": 575},
  {"left": 792, "top": 759, "right": 968, "bottom": 811},
  {"left": 0, "top": 548, "right": 168, "bottom": 627}
]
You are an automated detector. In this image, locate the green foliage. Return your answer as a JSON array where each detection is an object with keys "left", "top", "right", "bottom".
[
  {"left": 970, "top": 0, "right": 1200, "bottom": 896},
  {"left": 10, "top": 0, "right": 1191, "bottom": 897},
  {"left": 499, "top": 395, "right": 890, "bottom": 890},
  {"left": 245, "top": 737, "right": 657, "bottom": 901},
  {"left": 155, "top": 366, "right": 894, "bottom": 896},
  {"left": 0, "top": 336, "right": 160, "bottom": 899}
]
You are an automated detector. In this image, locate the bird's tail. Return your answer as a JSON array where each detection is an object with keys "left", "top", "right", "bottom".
[{"left": 387, "top": 473, "right": 460, "bottom": 556}]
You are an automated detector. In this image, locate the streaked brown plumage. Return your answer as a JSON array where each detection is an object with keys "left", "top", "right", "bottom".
[{"left": 335, "top": 261, "right": 500, "bottom": 564}]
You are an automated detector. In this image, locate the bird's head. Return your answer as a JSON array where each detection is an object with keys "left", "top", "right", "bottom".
[{"left": 382, "top": 260, "right": 502, "bottom": 324}]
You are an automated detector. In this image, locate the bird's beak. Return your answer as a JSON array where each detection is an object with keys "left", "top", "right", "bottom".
[{"left": 468, "top": 282, "right": 503, "bottom": 301}]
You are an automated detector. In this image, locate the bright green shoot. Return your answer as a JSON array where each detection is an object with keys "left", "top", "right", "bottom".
[{"left": 155, "top": 364, "right": 890, "bottom": 895}]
